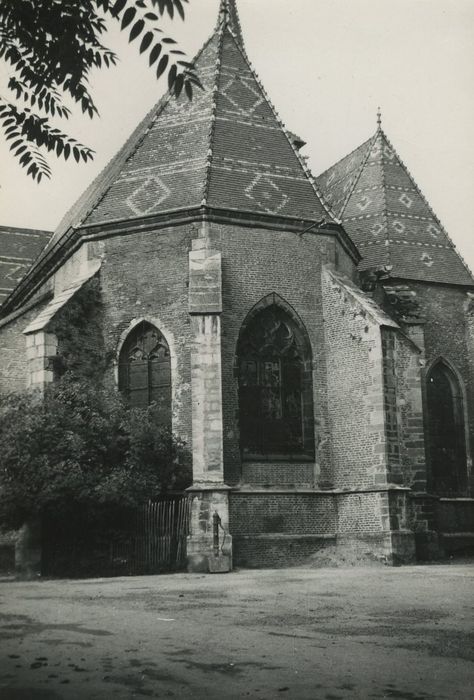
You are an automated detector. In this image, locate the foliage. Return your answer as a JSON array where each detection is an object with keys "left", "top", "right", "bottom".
[
  {"left": 0, "top": 0, "right": 201, "bottom": 182},
  {"left": 48, "top": 277, "right": 110, "bottom": 382},
  {"left": 0, "top": 377, "right": 191, "bottom": 531}
]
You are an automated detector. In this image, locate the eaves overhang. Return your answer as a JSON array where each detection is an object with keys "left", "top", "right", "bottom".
[{"left": 0, "top": 206, "right": 360, "bottom": 317}]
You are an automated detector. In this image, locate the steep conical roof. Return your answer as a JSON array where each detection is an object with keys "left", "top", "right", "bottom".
[
  {"left": 218, "top": 0, "right": 244, "bottom": 45},
  {"left": 317, "top": 124, "right": 474, "bottom": 286},
  {"left": 45, "top": 0, "right": 334, "bottom": 249},
  {"left": 1, "top": 0, "right": 348, "bottom": 315}
]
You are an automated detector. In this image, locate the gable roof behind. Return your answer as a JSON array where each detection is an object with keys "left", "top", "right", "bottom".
[
  {"left": 0, "top": 226, "right": 51, "bottom": 305},
  {"left": 317, "top": 128, "right": 474, "bottom": 286}
]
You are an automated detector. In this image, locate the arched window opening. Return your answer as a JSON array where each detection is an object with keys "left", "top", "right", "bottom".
[
  {"left": 426, "top": 361, "right": 467, "bottom": 495},
  {"left": 237, "top": 304, "right": 314, "bottom": 458},
  {"left": 119, "top": 322, "right": 171, "bottom": 428}
]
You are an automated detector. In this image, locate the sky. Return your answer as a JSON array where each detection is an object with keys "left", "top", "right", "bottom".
[{"left": 1, "top": 0, "right": 473, "bottom": 270}]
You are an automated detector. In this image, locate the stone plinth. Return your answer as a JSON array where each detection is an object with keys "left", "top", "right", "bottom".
[{"left": 186, "top": 484, "right": 232, "bottom": 573}]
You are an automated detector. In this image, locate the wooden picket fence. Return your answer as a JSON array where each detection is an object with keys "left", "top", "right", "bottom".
[
  {"left": 114, "top": 497, "right": 191, "bottom": 575},
  {"left": 42, "top": 496, "right": 191, "bottom": 578}
]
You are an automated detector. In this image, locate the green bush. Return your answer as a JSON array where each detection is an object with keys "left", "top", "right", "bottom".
[{"left": 0, "top": 376, "right": 191, "bottom": 531}]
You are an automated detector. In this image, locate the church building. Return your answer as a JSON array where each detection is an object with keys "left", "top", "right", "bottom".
[{"left": 0, "top": 0, "right": 473, "bottom": 570}]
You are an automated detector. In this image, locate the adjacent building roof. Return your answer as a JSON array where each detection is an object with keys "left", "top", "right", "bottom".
[
  {"left": 0, "top": 226, "right": 51, "bottom": 305},
  {"left": 316, "top": 125, "right": 474, "bottom": 286}
]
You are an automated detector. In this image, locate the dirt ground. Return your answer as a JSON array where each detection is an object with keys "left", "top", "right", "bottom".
[{"left": 0, "top": 562, "right": 473, "bottom": 700}]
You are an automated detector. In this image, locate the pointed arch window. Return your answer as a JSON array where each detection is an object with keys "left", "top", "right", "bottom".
[
  {"left": 119, "top": 322, "right": 171, "bottom": 427},
  {"left": 426, "top": 360, "right": 467, "bottom": 495},
  {"left": 237, "top": 303, "right": 314, "bottom": 458}
]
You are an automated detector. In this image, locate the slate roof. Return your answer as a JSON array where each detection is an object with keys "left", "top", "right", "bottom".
[
  {"left": 317, "top": 127, "right": 474, "bottom": 286},
  {"left": 43, "top": 0, "right": 334, "bottom": 256},
  {"left": 0, "top": 226, "right": 51, "bottom": 305}
]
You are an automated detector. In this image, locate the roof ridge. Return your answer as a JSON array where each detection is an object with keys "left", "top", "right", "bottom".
[
  {"left": 317, "top": 134, "right": 373, "bottom": 181},
  {"left": 226, "top": 31, "right": 338, "bottom": 223},
  {"left": 379, "top": 129, "right": 392, "bottom": 269},
  {"left": 0, "top": 225, "right": 52, "bottom": 235},
  {"left": 337, "top": 132, "right": 377, "bottom": 219},
  {"left": 202, "top": 17, "right": 227, "bottom": 206},
  {"left": 380, "top": 128, "right": 474, "bottom": 282},
  {"left": 217, "top": 0, "right": 244, "bottom": 46}
]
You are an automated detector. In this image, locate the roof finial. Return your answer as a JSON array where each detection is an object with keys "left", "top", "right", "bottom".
[
  {"left": 217, "top": 0, "right": 244, "bottom": 45},
  {"left": 377, "top": 107, "right": 382, "bottom": 129}
]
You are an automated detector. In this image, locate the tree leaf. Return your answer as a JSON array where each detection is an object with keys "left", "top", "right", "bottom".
[
  {"left": 175, "top": 0, "right": 185, "bottom": 21},
  {"left": 130, "top": 19, "right": 145, "bottom": 43},
  {"left": 149, "top": 43, "right": 162, "bottom": 66},
  {"left": 156, "top": 54, "right": 169, "bottom": 80},
  {"left": 168, "top": 64, "right": 177, "bottom": 90},
  {"left": 140, "top": 32, "right": 153, "bottom": 54},
  {"left": 121, "top": 7, "right": 136, "bottom": 29},
  {"left": 174, "top": 73, "right": 184, "bottom": 98},
  {"left": 112, "top": 0, "right": 128, "bottom": 16},
  {"left": 185, "top": 80, "right": 193, "bottom": 101}
]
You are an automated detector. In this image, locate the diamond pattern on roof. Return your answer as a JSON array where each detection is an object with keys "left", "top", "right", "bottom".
[
  {"left": 42, "top": 8, "right": 333, "bottom": 254},
  {"left": 245, "top": 174, "right": 289, "bottom": 214},
  {"left": 317, "top": 129, "right": 474, "bottom": 286},
  {"left": 220, "top": 75, "right": 265, "bottom": 115},
  {"left": 126, "top": 177, "right": 171, "bottom": 216},
  {"left": 399, "top": 193, "right": 413, "bottom": 209}
]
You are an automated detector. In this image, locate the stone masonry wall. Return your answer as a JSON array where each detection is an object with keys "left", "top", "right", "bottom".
[
  {"left": 0, "top": 298, "right": 50, "bottom": 394},
  {"left": 382, "top": 328, "right": 426, "bottom": 490},
  {"left": 321, "top": 267, "right": 388, "bottom": 489},
  {"left": 401, "top": 282, "right": 474, "bottom": 493}
]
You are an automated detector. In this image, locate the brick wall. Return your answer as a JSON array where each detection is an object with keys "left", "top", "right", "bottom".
[
  {"left": 241, "top": 461, "right": 315, "bottom": 488},
  {"left": 336, "top": 492, "right": 384, "bottom": 534},
  {"left": 97, "top": 224, "right": 196, "bottom": 444},
  {"left": 210, "top": 223, "right": 348, "bottom": 487},
  {"left": 230, "top": 491, "right": 337, "bottom": 536}
]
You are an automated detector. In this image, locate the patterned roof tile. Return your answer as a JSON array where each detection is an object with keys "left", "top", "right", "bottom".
[
  {"left": 317, "top": 129, "right": 474, "bottom": 286},
  {"left": 0, "top": 226, "right": 51, "bottom": 305},
  {"left": 43, "top": 0, "right": 333, "bottom": 254}
]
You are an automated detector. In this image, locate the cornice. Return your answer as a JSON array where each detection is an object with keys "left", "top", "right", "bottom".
[{"left": 1, "top": 206, "right": 360, "bottom": 317}]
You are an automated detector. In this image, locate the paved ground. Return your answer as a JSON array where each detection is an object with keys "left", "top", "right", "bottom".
[{"left": 0, "top": 563, "right": 473, "bottom": 699}]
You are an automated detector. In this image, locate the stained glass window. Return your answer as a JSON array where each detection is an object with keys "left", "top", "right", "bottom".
[
  {"left": 427, "top": 361, "right": 467, "bottom": 495},
  {"left": 238, "top": 305, "right": 313, "bottom": 457},
  {"left": 119, "top": 322, "right": 171, "bottom": 428}
]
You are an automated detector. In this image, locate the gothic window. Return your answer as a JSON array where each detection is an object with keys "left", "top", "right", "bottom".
[
  {"left": 238, "top": 304, "right": 314, "bottom": 458},
  {"left": 426, "top": 360, "right": 467, "bottom": 495},
  {"left": 118, "top": 322, "right": 171, "bottom": 428}
]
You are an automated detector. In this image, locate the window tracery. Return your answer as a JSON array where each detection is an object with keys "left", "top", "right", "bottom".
[
  {"left": 118, "top": 322, "right": 171, "bottom": 428},
  {"left": 238, "top": 304, "right": 314, "bottom": 458}
]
